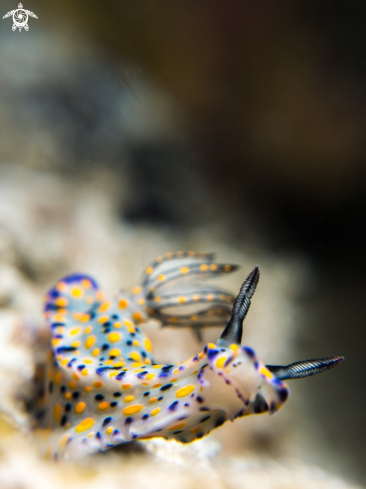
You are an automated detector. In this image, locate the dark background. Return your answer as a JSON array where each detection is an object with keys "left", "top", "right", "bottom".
[{"left": 1, "top": 0, "right": 365, "bottom": 484}]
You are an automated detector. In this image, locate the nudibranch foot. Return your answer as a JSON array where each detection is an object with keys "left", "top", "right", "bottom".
[{"left": 25, "top": 253, "right": 343, "bottom": 460}]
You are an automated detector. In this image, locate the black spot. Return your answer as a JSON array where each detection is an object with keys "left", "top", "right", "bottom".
[
  {"left": 60, "top": 414, "right": 67, "bottom": 426},
  {"left": 77, "top": 365, "right": 85, "bottom": 371},
  {"left": 278, "top": 388, "right": 289, "bottom": 403},
  {"left": 169, "top": 401, "right": 179, "bottom": 411},
  {"left": 142, "top": 414, "right": 149, "bottom": 420},
  {"left": 137, "top": 371, "right": 148, "bottom": 379},
  {"left": 95, "top": 394, "right": 104, "bottom": 401},
  {"left": 102, "top": 417, "right": 112, "bottom": 427},
  {"left": 60, "top": 385, "right": 66, "bottom": 393},
  {"left": 109, "top": 356, "right": 117, "bottom": 360},
  {"left": 56, "top": 346, "right": 77, "bottom": 354},
  {"left": 126, "top": 340, "right": 133, "bottom": 346},
  {"left": 65, "top": 403, "right": 71, "bottom": 412},
  {"left": 199, "top": 407, "right": 210, "bottom": 411},
  {"left": 243, "top": 347, "right": 255, "bottom": 358},
  {"left": 160, "top": 383, "right": 173, "bottom": 391},
  {"left": 103, "top": 321, "right": 112, "bottom": 328},
  {"left": 269, "top": 401, "right": 276, "bottom": 413},
  {"left": 116, "top": 371, "right": 126, "bottom": 380},
  {"left": 48, "top": 381, "right": 53, "bottom": 394},
  {"left": 72, "top": 391, "right": 80, "bottom": 399},
  {"left": 158, "top": 396, "right": 163, "bottom": 401},
  {"left": 125, "top": 417, "right": 134, "bottom": 425},
  {"left": 178, "top": 416, "right": 187, "bottom": 421},
  {"left": 214, "top": 417, "right": 226, "bottom": 428},
  {"left": 113, "top": 430, "right": 120, "bottom": 435},
  {"left": 196, "top": 396, "right": 204, "bottom": 403},
  {"left": 197, "top": 432, "right": 204, "bottom": 439},
  {"left": 111, "top": 314, "right": 119, "bottom": 320},
  {"left": 111, "top": 402, "right": 118, "bottom": 407},
  {"left": 96, "top": 432, "right": 102, "bottom": 440},
  {"left": 200, "top": 415, "right": 210, "bottom": 423},
  {"left": 184, "top": 403, "right": 190, "bottom": 407},
  {"left": 113, "top": 392, "right": 122, "bottom": 397},
  {"left": 102, "top": 344, "right": 109, "bottom": 351},
  {"left": 99, "top": 357, "right": 105, "bottom": 361},
  {"left": 130, "top": 332, "right": 136, "bottom": 337},
  {"left": 143, "top": 391, "right": 150, "bottom": 397},
  {"left": 141, "top": 351, "right": 147, "bottom": 359}
]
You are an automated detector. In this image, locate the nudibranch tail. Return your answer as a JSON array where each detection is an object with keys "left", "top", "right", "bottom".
[{"left": 266, "top": 356, "right": 345, "bottom": 381}]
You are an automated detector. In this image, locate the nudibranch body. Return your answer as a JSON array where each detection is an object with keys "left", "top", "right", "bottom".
[{"left": 30, "top": 252, "right": 343, "bottom": 459}]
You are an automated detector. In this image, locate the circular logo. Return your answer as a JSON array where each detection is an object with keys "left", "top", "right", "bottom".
[{"left": 12, "top": 8, "right": 28, "bottom": 28}]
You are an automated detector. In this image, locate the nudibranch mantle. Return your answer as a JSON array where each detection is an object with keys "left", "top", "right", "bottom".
[{"left": 29, "top": 252, "right": 343, "bottom": 459}]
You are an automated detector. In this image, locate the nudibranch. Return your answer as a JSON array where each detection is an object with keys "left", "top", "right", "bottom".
[{"left": 30, "top": 252, "right": 343, "bottom": 459}]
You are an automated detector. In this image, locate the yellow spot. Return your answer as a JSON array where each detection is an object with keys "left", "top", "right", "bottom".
[
  {"left": 145, "top": 358, "right": 151, "bottom": 365},
  {"left": 60, "top": 358, "right": 69, "bottom": 366},
  {"left": 71, "top": 287, "right": 84, "bottom": 298},
  {"left": 132, "top": 362, "right": 143, "bottom": 367},
  {"left": 148, "top": 397, "right": 157, "bottom": 403},
  {"left": 190, "top": 427, "right": 200, "bottom": 433},
  {"left": 81, "top": 279, "right": 92, "bottom": 289},
  {"left": 207, "top": 294, "right": 214, "bottom": 301},
  {"left": 93, "top": 381, "right": 103, "bottom": 388},
  {"left": 169, "top": 422, "right": 186, "bottom": 431},
  {"left": 85, "top": 335, "right": 96, "bottom": 349},
  {"left": 85, "top": 386, "right": 92, "bottom": 392},
  {"left": 123, "top": 318, "right": 135, "bottom": 327},
  {"left": 137, "top": 298, "right": 145, "bottom": 305},
  {"left": 75, "top": 418, "right": 95, "bottom": 433},
  {"left": 200, "top": 264, "right": 208, "bottom": 271},
  {"left": 118, "top": 299, "right": 128, "bottom": 309},
  {"left": 110, "top": 348, "right": 121, "bottom": 357},
  {"left": 210, "top": 264, "right": 218, "bottom": 271},
  {"left": 75, "top": 402, "right": 86, "bottom": 413},
  {"left": 54, "top": 371, "right": 62, "bottom": 385},
  {"left": 55, "top": 297, "right": 68, "bottom": 307},
  {"left": 123, "top": 395, "right": 135, "bottom": 403},
  {"left": 105, "top": 360, "right": 113, "bottom": 365},
  {"left": 69, "top": 381, "right": 76, "bottom": 389},
  {"left": 65, "top": 392, "right": 71, "bottom": 400},
  {"left": 109, "top": 371, "right": 118, "bottom": 378},
  {"left": 260, "top": 366, "right": 273, "bottom": 379},
  {"left": 158, "top": 274, "right": 165, "bottom": 281},
  {"left": 96, "top": 291, "right": 105, "bottom": 302},
  {"left": 108, "top": 332, "right": 121, "bottom": 343},
  {"left": 99, "top": 301, "right": 110, "bottom": 312},
  {"left": 87, "top": 432, "right": 95, "bottom": 438},
  {"left": 178, "top": 296, "right": 186, "bottom": 303},
  {"left": 154, "top": 296, "right": 161, "bottom": 303},
  {"left": 123, "top": 404, "right": 143, "bottom": 416},
  {"left": 113, "top": 322, "right": 122, "bottom": 328},
  {"left": 71, "top": 340, "right": 80, "bottom": 348},
  {"left": 72, "top": 373, "right": 79, "bottom": 381},
  {"left": 207, "top": 343, "right": 216, "bottom": 349},
  {"left": 92, "top": 348, "right": 100, "bottom": 357},
  {"left": 106, "top": 427, "right": 113, "bottom": 435},
  {"left": 176, "top": 385, "right": 195, "bottom": 398},
  {"left": 84, "top": 359, "right": 93, "bottom": 364},
  {"left": 53, "top": 313, "right": 65, "bottom": 322},
  {"left": 132, "top": 340, "right": 140, "bottom": 347},
  {"left": 151, "top": 407, "right": 160, "bottom": 416},
  {"left": 98, "top": 402, "right": 110, "bottom": 410},
  {"left": 133, "top": 286, "right": 142, "bottom": 295},
  {"left": 145, "top": 373, "right": 155, "bottom": 380},
  {"left": 146, "top": 266, "right": 153, "bottom": 275},
  {"left": 98, "top": 315, "right": 109, "bottom": 324},
  {"left": 180, "top": 266, "right": 189, "bottom": 274},
  {"left": 113, "top": 361, "right": 125, "bottom": 367},
  {"left": 144, "top": 338, "right": 153, "bottom": 352},
  {"left": 129, "top": 351, "right": 142, "bottom": 362},
  {"left": 81, "top": 369, "right": 89, "bottom": 376},
  {"left": 230, "top": 344, "right": 239, "bottom": 351},
  {"left": 191, "top": 315, "right": 198, "bottom": 321},
  {"left": 70, "top": 327, "right": 81, "bottom": 336},
  {"left": 52, "top": 338, "right": 61, "bottom": 347},
  {"left": 59, "top": 435, "right": 69, "bottom": 449},
  {"left": 121, "top": 384, "right": 131, "bottom": 389},
  {"left": 152, "top": 365, "right": 163, "bottom": 369},
  {"left": 54, "top": 404, "right": 62, "bottom": 422},
  {"left": 216, "top": 357, "right": 226, "bottom": 369},
  {"left": 84, "top": 326, "right": 93, "bottom": 334},
  {"left": 198, "top": 352, "right": 204, "bottom": 359}
]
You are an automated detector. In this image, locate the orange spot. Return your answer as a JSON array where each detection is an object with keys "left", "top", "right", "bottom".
[
  {"left": 176, "top": 385, "right": 195, "bottom": 398},
  {"left": 56, "top": 282, "right": 67, "bottom": 292},
  {"left": 137, "top": 298, "right": 145, "bottom": 305},
  {"left": 54, "top": 404, "right": 62, "bottom": 422},
  {"left": 75, "top": 402, "right": 86, "bottom": 413},
  {"left": 55, "top": 297, "right": 68, "bottom": 307},
  {"left": 153, "top": 383, "right": 162, "bottom": 388},
  {"left": 148, "top": 397, "right": 157, "bottom": 403},
  {"left": 96, "top": 291, "right": 105, "bottom": 302},
  {"left": 210, "top": 264, "right": 218, "bottom": 271},
  {"left": 59, "top": 435, "right": 69, "bottom": 449},
  {"left": 166, "top": 252, "right": 173, "bottom": 258},
  {"left": 158, "top": 274, "right": 165, "bottom": 281},
  {"left": 118, "top": 299, "right": 128, "bottom": 309},
  {"left": 75, "top": 418, "right": 95, "bottom": 433},
  {"left": 180, "top": 266, "right": 189, "bottom": 274},
  {"left": 146, "top": 266, "right": 153, "bottom": 275},
  {"left": 133, "top": 286, "right": 142, "bottom": 295},
  {"left": 71, "top": 340, "right": 80, "bottom": 348},
  {"left": 121, "top": 384, "right": 131, "bottom": 389},
  {"left": 85, "top": 386, "right": 92, "bottom": 392},
  {"left": 191, "top": 315, "right": 198, "bottom": 321},
  {"left": 224, "top": 265, "right": 231, "bottom": 271},
  {"left": 190, "top": 427, "right": 200, "bottom": 433},
  {"left": 207, "top": 294, "right": 214, "bottom": 301},
  {"left": 68, "top": 381, "right": 76, "bottom": 389},
  {"left": 98, "top": 402, "right": 110, "bottom": 410},
  {"left": 132, "top": 311, "right": 143, "bottom": 322},
  {"left": 169, "top": 422, "right": 186, "bottom": 431},
  {"left": 150, "top": 407, "right": 160, "bottom": 416},
  {"left": 52, "top": 338, "right": 61, "bottom": 347},
  {"left": 123, "top": 404, "right": 143, "bottom": 415},
  {"left": 193, "top": 294, "right": 200, "bottom": 301},
  {"left": 54, "top": 371, "right": 62, "bottom": 385},
  {"left": 65, "top": 392, "right": 71, "bottom": 400},
  {"left": 81, "top": 279, "right": 92, "bottom": 289},
  {"left": 93, "top": 381, "right": 103, "bottom": 388},
  {"left": 154, "top": 296, "right": 161, "bottom": 303},
  {"left": 200, "top": 264, "right": 208, "bottom": 271}
]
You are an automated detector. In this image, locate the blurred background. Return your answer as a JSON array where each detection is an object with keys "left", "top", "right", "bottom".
[{"left": 0, "top": 1, "right": 365, "bottom": 488}]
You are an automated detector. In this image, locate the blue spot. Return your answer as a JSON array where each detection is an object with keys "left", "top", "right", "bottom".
[
  {"left": 207, "top": 349, "right": 220, "bottom": 359},
  {"left": 169, "top": 401, "right": 179, "bottom": 411},
  {"left": 243, "top": 346, "right": 255, "bottom": 358},
  {"left": 102, "top": 417, "right": 112, "bottom": 427},
  {"left": 56, "top": 346, "right": 77, "bottom": 354},
  {"left": 125, "top": 417, "right": 134, "bottom": 425},
  {"left": 160, "top": 384, "right": 173, "bottom": 391}
]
